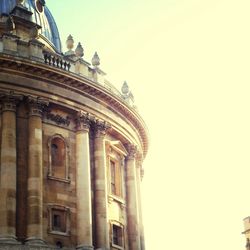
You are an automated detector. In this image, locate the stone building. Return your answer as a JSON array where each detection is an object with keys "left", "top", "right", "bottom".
[
  {"left": 243, "top": 217, "right": 250, "bottom": 250},
  {"left": 0, "top": 0, "right": 148, "bottom": 249}
]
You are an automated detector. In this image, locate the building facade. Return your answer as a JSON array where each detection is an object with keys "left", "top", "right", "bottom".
[
  {"left": 0, "top": 1, "right": 148, "bottom": 249},
  {"left": 243, "top": 217, "right": 250, "bottom": 250}
]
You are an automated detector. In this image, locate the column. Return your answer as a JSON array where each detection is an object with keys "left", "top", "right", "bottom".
[
  {"left": 76, "top": 112, "right": 93, "bottom": 250},
  {"left": 0, "top": 93, "right": 22, "bottom": 243},
  {"left": 94, "top": 120, "right": 110, "bottom": 249},
  {"left": 126, "top": 145, "right": 141, "bottom": 250},
  {"left": 26, "top": 97, "right": 48, "bottom": 246},
  {"left": 136, "top": 154, "right": 145, "bottom": 250}
]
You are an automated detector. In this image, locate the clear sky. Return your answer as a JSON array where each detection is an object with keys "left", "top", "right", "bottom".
[{"left": 47, "top": 1, "right": 250, "bottom": 249}]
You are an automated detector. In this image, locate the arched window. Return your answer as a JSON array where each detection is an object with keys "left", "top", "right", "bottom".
[
  {"left": 48, "top": 135, "right": 70, "bottom": 182},
  {"left": 51, "top": 137, "right": 65, "bottom": 168}
]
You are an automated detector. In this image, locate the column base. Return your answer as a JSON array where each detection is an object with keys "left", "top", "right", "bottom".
[
  {"left": 0, "top": 235, "right": 20, "bottom": 244},
  {"left": 76, "top": 245, "right": 94, "bottom": 250},
  {"left": 25, "top": 237, "right": 48, "bottom": 247}
]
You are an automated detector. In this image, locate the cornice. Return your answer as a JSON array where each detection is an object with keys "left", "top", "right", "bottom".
[{"left": 0, "top": 54, "right": 149, "bottom": 157}]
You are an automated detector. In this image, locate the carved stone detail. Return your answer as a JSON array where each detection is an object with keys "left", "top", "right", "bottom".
[
  {"left": 45, "top": 110, "right": 71, "bottom": 126},
  {"left": 136, "top": 152, "right": 144, "bottom": 180},
  {"left": 75, "top": 111, "right": 92, "bottom": 131},
  {"left": 0, "top": 91, "right": 23, "bottom": 112},
  {"left": 93, "top": 119, "right": 111, "bottom": 138},
  {"left": 127, "top": 144, "right": 137, "bottom": 160},
  {"left": 27, "top": 96, "right": 49, "bottom": 117}
]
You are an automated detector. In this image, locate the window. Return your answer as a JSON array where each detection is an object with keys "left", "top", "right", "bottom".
[
  {"left": 48, "top": 205, "right": 70, "bottom": 236},
  {"left": 110, "top": 160, "right": 116, "bottom": 195},
  {"left": 111, "top": 223, "right": 124, "bottom": 249},
  {"left": 110, "top": 159, "right": 121, "bottom": 197},
  {"left": 52, "top": 210, "right": 66, "bottom": 232},
  {"left": 35, "top": 0, "right": 45, "bottom": 13},
  {"left": 48, "top": 134, "right": 70, "bottom": 182}
]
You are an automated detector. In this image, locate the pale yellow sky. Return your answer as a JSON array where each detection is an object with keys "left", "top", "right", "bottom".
[{"left": 48, "top": 0, "right": 250, "bottom": 249}]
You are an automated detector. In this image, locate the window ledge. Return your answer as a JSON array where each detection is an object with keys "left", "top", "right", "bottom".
[
  {"left": 108, "top": 194, "right": 125, "bottom": 206},
  {"left": 111, "top": 244, "right": 124, "bottom": 250},
  {"left": 48, "top": 175, "right": 71, "bottom": 183},
  {"left": 48, "top": 230, "right": 70, "bottom": 237}
]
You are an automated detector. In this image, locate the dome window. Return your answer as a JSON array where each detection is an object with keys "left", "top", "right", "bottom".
[{"left": 35, "top": 0, "right": 45, "bottom": 13}]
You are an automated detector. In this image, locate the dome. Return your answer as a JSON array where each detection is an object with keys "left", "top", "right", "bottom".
[{"left": 0, "top": 0, "right": 62, "bottom": 52}]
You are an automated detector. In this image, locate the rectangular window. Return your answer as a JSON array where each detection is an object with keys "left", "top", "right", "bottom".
[
  {"left": 110, "top": 160, "right": 121, "bottom": 197},
  {"left": 110, "top": 160, "right": 116, "bottom": 195},
  {"left": 112, "top": 224, "right": 123, "bottom": 247},
  {"left": 52, "top": 209, "right": 66, "bottom": 233}
]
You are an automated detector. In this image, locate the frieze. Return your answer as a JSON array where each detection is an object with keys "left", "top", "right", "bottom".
[{"left": 45, "top": 110, "right": 71, "bottom": 127}]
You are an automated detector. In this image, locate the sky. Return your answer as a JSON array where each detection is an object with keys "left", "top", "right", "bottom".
[{"left": 47, "top": 1, "right": 250, "bottom": 249}]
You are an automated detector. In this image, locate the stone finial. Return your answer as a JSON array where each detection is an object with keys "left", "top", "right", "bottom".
[
  {"left": 75, "top": 42, "right": 84, "bottom": 58},
  {"left": 121, "top": 81, "right": 129, "bottom": 95},
  {"left": 92, "top": 52, "right": 100, "bottom": 67},
  {"left": 16, "top": 0, "right": 25, "bottom": 6},
  {"left": 66, "top": 35, "right": 74, "bottom": 51}
]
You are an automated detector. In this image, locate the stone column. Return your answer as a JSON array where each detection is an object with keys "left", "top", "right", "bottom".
[
  {"left": 76, "top": 112, "right": 93, "bottom": 250},
  {"left": 0, "top": 93, "right": 22, "bottom": 244},
  {"left": 126, "top": 145, "right": 141, "bottom": 250},
  {"left": 136, "top": 154, "right": 145, "bottom": 250},
  {"left": 26, "top": 97, "right": 48, "bottom": 246},
  {"left": 94, "top": 120, "right": 110, "bottom": 249}
]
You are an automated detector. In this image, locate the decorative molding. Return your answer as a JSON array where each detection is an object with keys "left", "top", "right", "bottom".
[
  {"left": 126, "top": 144, "right": 137, "bottom": 160},
  {"left": 93, "top": 119, "right": 111, "bottom": 138},
  {"left": 45, "top": 110, "right": 71, "bottom": 127},
  {"left": 75, "top": 111, "right": 92, "bottom": 131},
  {"left": 0, "top": 56, "right": 148, "bottom": 156},
  {"left": 27, "top": 96, "right": 49, "bottom": 117},
  {"left": 0, "top": 91, "right": 23, "bottom": 112}
]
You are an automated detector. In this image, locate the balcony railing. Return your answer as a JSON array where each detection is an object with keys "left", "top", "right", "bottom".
[{"left": 43, "top": 51, "right": 71, "bottom": 71}]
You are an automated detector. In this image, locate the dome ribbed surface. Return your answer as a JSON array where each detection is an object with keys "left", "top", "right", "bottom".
[{"left": 0, "top": 0, "right": 61, "bottom": 52}]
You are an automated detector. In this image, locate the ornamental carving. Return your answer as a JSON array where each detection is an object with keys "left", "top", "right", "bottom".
[
  {"left": 45, "top": 111, "right": 71, "bottom": 127},
  {"left": 75, "top": 111, "right": 92, "bottom": 131},
  {"left": 27, "top": 96, "right": 49, "bottom": 117},
  {"left": 93, "top": 119, "right": 111, "bottom": 137},
  {"left": 0, "top": 91, "right": 23, "bottom": 112},
  {"left": 127, "top": 144, "right": 137, "bottom": 160}
]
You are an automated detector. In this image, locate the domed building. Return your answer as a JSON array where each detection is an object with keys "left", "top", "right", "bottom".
[{"left": 0, "top": 0, "right": 148, "bottom": 250}]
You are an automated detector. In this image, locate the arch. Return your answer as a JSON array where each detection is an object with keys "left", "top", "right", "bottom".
[{"left": 48, "top": 134, "right": 70, "bottom": 182}]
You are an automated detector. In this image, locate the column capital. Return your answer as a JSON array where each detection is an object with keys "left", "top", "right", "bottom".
[
  {"left": 127, "top": 144, "right": 137, "bottom": 160},
  {"left": 136, "top": 152, "right": 145, "bottom": 180},
  {"left": 27, "top": 96, "right": 49, "bottom": 117},
  {"left": 0, "top": 91, "right": 23, "bottom": 112},
  {"left": 75, "top": 111, "right": 92, "bottom": 132},
  {"left": 93, "top": 119, "right": 111, "bottom": 138}
]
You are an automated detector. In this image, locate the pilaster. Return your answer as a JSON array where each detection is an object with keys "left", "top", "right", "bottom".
[
  {"left": 25, "top": 96, "right": 48, "bottom": 246},
  {"left": 75, "top": 112, "right": 93, "bottom": 250}
]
